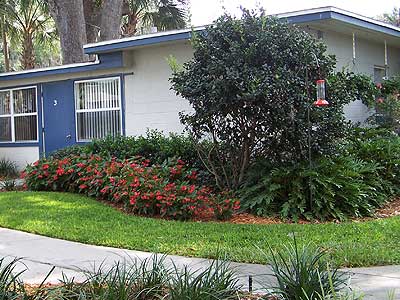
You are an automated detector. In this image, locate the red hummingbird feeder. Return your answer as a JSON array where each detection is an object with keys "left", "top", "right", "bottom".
[{"left": 313, "top": 79, "right": 329, "bottom": 107}]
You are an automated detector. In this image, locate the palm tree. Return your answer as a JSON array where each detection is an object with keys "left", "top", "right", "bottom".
[
  {"left": 121, "top": 0, "right": 188, "bottom": 37},
  {"left": 0, "top": 0, "right": 56, "bottom": 70}
]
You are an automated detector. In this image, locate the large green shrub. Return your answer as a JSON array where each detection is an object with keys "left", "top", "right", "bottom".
[
  {"left": 170, "top": 9, "right": 376, "bottom": 190},
  {"left": 240, "top": 156, "right": 388, "bottom": 221}
]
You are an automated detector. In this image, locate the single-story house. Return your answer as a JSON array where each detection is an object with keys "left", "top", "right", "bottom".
[{"left": 1, "top": 6, "right": 400, "bottom": 168}]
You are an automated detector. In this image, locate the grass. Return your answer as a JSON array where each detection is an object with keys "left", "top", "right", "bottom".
[{"left": 0, "top": 191, "right": 399, "bottom": 268}]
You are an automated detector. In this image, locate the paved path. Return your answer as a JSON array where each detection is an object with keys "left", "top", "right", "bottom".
[{"left": 0, "top": 228, "right": 399, "bottom": 299}]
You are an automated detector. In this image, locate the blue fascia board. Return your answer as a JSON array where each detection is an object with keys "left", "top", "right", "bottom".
[
  {"left": 84, "top": 31, "right": 197, "bottom": 55},
  {"left": 0, "top": 51, "right": 123, "bottom": 82},
  {"left": 331, "top": 12, "right": 400, "bottom": 37},
  {"left": 284, "top": 11, "right": 333, "bottom": 24}
]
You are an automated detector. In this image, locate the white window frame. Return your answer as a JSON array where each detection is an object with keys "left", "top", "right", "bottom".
[
  {"left": 0, "top": 86, "right": 38, "bottom": 144},
  {"left": 74, "top": 76, "right": 122, "bottom": 142}
]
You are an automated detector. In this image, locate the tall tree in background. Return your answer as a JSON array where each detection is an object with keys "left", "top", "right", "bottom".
[
  {"left": 121, "top": 0, "right": 188, "bottom": 37},
  {"left": 377, "top": 7, "right": 400, "bottom": 26},
  {"left": 46, "top": 0, "right": 124, "bottom": 64},
  {"left": 46, "top": 0, "right": 89, "bottom": 64},
  {"left": 46, "top": 0, "right": 187, "bottom": 64},
  {"left": 0, "top": 0, "right": 56, "bottom": 69},
  {"left": 0, "top": 0, "right": 10, "bottom": 71}
]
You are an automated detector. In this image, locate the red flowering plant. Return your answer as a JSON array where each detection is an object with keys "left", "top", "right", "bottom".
[{"left": 24, "top": 154, "right": 239, "bottom": 221}]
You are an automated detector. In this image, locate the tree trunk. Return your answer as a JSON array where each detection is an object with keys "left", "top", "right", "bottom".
[
  {"left": 21, "top": 32, "right": 35, "bottom": 70},
  {"left": 47, "top": 0, "right": 88, "bottom": 64},
  {"left": 99, "top": 0, "right": 124, "bottom": 41},
  {"left": 83, "top": 0, "right": 100, "bottom": 44},
  {"left": 1, "top": 16, "right": 10, "bottom": 72}
]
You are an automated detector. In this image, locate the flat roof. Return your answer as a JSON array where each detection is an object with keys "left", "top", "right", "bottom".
[
  {"left": 2, "top": 6, "right": 400, "bottom": 82},
  {"left": 83, "top": 6, "right": 400, "bottom": 55}
]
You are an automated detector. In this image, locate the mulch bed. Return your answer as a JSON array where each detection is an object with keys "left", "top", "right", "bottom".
[{"left": 98, "top": 196, "right": 400, "bottom": 225}]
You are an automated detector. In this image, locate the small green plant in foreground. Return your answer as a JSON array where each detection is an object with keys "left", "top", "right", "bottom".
[
  {"left": 264, "top": 236, "right": 349, "bottom": 300},
  {"left": 0, "top": 158, "right": 18, "bottom": 179}
]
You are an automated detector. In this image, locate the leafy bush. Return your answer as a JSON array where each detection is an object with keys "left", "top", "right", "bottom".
[
  {"left": 265, "top": 236, "right": 348, "bottom": 300},
  {"left": 240, "top": 156, "right": 388, "bottom": 221},
  {"left": 24, "top": 155, "right": 239, "bottom": 221},
  {"left": 49, "top": 131, "right": 213, "bottom": 185},
  {"left": 0, "top": 158, "right": 18, "bottom": 179},
  {"left": 346, "top": 127, "right": 400, "bottom": 194},
  {"left": 170, "top": 9, "right": 376, "bottom": 190}
]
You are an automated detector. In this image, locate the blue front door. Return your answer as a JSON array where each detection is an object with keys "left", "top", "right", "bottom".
[{"left": 42, "top": 80, "right": 76, "bottom": 155}]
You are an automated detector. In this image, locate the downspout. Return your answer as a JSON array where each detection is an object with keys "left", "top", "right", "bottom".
[{"left": 384, "top": 40, "right": 388, "bottom": 79}]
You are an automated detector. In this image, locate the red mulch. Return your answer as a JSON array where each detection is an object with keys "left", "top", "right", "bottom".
[{"left": 226, "top": 198, "right": 400, "bottom": 225}]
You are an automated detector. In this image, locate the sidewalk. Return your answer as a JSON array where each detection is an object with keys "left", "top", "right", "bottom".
[{"left": 0, "top": 227, "right": 398, "bottom": 299}]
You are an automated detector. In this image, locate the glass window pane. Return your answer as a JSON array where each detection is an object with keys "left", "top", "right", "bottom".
[
  {"left": 0, "top": 91, "right": 11, "bottom": 115},
  {"left": 76, "top": 78, "right": 120, "bottom": 111},
  {"left": 13, "top": 88, "right": 37, "bottom": 114},
  {"left": 14, "top": 115, "right": 37, "bottom": 141},
  {"left": 77, "top": 110, "right": 121, "bottom": 141},
  {"left": 0, "top": 117, "right": 12, "bottom": 141}
]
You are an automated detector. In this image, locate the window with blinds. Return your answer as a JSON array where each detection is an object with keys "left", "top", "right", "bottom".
[
  {"left": 0, "top": 87, "right": 38, "bottom": 143},
  {"left": 75, "top": 77, "right": 122, "bottom": 142}
]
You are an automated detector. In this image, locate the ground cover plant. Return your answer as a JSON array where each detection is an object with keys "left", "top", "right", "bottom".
[
  {"left": 23, "top": 155, "right": 239, "bottom": 221},
  {"left": 240, "top": 155, "right": 389, "bottom": 221},
  {"left": 0, "top": 191, "right": 399, "bottom": 268}
]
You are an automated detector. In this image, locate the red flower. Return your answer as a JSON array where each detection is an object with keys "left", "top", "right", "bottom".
[
  {"left": 42, "top": 164, "right": 50, "bottom": 170},
  {"left": 56, "top": 168, "right": 65, "bottom": 176},
  {"left": 79, "top": 184, "right": 87, "bottom": 189}
]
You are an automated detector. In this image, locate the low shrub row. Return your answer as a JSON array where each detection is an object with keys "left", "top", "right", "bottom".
[
  {"left": 50, "top": 130, "right": 213, "bottom": 185},
  {"left": 23, "top": 155, "right": 239, "bottom": 221}
]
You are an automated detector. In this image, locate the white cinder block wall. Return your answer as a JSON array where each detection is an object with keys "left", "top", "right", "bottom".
[
  {"left": 124, "top": 42, "right": 194, "bottom": 136},
  {"left": 323, "top": 30, "right": 400, "bottom": 123},
  {"left": 0, "top": 147, "right": 39, "bottom": 170},
  {"left": 124, "top": 29, "right": 400, "bottom": 134}
]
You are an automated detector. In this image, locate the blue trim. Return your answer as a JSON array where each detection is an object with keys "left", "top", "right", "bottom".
[
  {"left": 0, "top": 142, "right": 39, "bottom": 147},
  {"left": 84, "top": 10, "right": 400, "bottom": 55},
  {"left": 0, "top": 51, "right": 123, "bottom": 82},
  {"left": 331, "top": 12, "right": 400, "bottom": 37},
  {"left": 120, "top": 74, "right": 126, "bottom": 136},
  {"left": 84, "top": 31, "right": 195, "bottom": 55},
  {"left": 37, "top": 85, "right": 44, "bottom": 156},
  {"left": 284, "top": 12, "right": 332, "bottom": 24}
]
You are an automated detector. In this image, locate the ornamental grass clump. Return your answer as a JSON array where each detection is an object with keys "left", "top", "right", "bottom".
[{"left": 23, "top": 155, "right": 239, "bottom": 221}]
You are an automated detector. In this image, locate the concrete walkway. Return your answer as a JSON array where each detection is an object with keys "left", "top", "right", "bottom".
[{"left": 0, "top": 228, "right": 399, "bottom": 299}]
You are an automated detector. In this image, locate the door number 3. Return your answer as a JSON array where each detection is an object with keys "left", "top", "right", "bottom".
[{"left": 53, "top": 100, "right": 58, "bottom": 106}]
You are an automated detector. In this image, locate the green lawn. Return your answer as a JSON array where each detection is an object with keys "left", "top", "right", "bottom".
[{"left": 0, "top": 191, "right": 399, "bottom": 267}]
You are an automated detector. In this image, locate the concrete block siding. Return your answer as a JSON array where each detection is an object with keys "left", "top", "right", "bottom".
[
  {"left": 124, "top": 42, "right": 193, "bottom": 136},
  {"left": 0, "top": 147, "right": 39, "bottom": 169}
]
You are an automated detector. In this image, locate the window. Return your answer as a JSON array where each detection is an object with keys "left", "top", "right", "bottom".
[
  {"left": 374, "top": 66, "right": 386, "bottom": 84},
  {"left": 0, "top": 87, "right": 38, "bottom": 143},
  {"left": 75, "top": 77, "right": 122, "bottom": 141}
]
